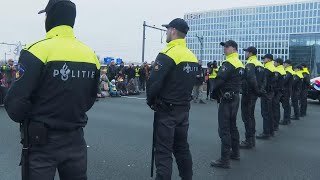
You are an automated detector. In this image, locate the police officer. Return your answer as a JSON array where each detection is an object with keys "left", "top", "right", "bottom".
[
  {"left": 135, "top": 65, "right": 141, "bottom": 91},
  {"left": 146, "top": 18, "right": 197, "bottom": 180},
  {"left": 240, "top": 46, "right": 265, "bottom": 149},
  {"left": 291, "top": 65, "right": 303, "bottom": 120},
  {"left": 279, "top": 60, "right": 294, "bottom": 125},
  {"left": 210, "top": 40, "right": 244, "bottom": 169},
  {"left": 273, "top": 58, "right": 286, "bottom": 131},
  {"left": 4, "top": 1, "right": 100, "bottom": 179},
  {"left": 208, "top": 61, "right": 218, "bottom": 100},
  {"left": 300, "top": 63, "right": 310, "bottom": 117},
  {"left": 256, "top": 54, "right": 277, "bottom": 139}
]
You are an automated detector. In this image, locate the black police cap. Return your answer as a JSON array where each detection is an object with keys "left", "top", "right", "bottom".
[
  {"left": 284, "top": 60, "right": 292, "bottom": 65},
  {"left": 262, "top": 54, "right": 273, "bottom": 60},
  {"left": 243, "top": 46, "right": 257, "bottom": 55},
  {"left": 295, "top": 65, "right": 303, "bottom": 70},
  {"left": 38, "top": 0, "right": 74, "bottom": 14},
  {"left": 301, "top": 63, "right": 307, "bottom": 67},
  {"left": 162, "top": 18, "right": 189, "bottom": 34},
  {"left": 275, "top": 58, "right": 284, "bottom": 65},
  {"left": 220, "top": 40, "right": 238, "bottom": 50}
]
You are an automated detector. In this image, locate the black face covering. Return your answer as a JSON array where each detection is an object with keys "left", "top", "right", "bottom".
[{"left": 45, "top": 2, "right": 76, "bottom": 32}]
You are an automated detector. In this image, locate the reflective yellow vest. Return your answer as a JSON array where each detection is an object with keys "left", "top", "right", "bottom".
[
  {"left": 135, "top": 67, "right": 140, "bottom": 77},
  {"left": 209, "top": 68, "right": 218, "bottom": 79},
  {"left": 246, "top": 55, "right": 263, "bottom": 67},
  {"left": 303, "top": 67, "right": 310, "bottom": 75},
  {"left": 264, "top": 61, "right": 276, "bottom": 72},
  {"left": 275, "top": 65, "right": 286, "bottom": 76},
  {"left": 285, "top": 66, "right": 295, "bottom": 76},
  {"left": 223, "top": 53, "right": 244, "bottom": 69},
  {"left": 296, "top": 70, "right": 304, "bottom": 79}
]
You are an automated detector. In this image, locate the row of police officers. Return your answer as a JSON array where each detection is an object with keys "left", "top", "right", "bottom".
[
  {"left": 209, "top": 40, "right": 310, "bottom": 169},
  {"left": 3, "top": 0, "right": 311, "bottom": 178}
]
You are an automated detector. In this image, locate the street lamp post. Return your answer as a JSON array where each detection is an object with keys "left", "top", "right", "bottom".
[
  {"left": 196, "top": 35, "right": 204, "bottom": 64},
  {"left": 141, "top": 21, "right": 166, "bottom": 63}
]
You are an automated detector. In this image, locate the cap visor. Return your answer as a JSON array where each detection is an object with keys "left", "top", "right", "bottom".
[
  {"left": 220, "top": 42, "right": 226, "bottom": 46},
  {"left": 243, "top": 48, "right": 248, "bottom": 51},
  {"left": 38, "top": 9, "right": 46, "bottom": 14},
  {"left": 162, "top": 24, "right": 170, "bottom": 28}
]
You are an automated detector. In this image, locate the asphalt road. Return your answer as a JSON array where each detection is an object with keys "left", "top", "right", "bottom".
[{"left": 0, "top": 94, "right": 320, "bottom": 180}]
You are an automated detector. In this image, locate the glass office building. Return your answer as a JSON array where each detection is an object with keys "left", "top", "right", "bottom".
[{"left": 185, "top": 1, "right": 320, "bottom": 76}]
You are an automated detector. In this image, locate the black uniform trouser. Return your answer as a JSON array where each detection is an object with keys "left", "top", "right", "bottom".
[
  {"left": 280, "top": 90, "right": 291, "bottom": 122},
  {"left": 25, "top": 128, "right": 87, "bottom": 180},
  {"left": 206, "top": 80, "right": 210, "bottom": 98},
  {"left": 0, "top": 86, "right": 7, "bottom": 104},
  {"left": 292, "top": 90, "right": 301, "bottom": 118},
  {"left": 209, "top": 79, "right": 215, "bottom": 99},
  {"left": 154, "top": 110, "right": 193, "bottom": 180},
  {"left": 261, "top": 91, "right": 274, "bottom": 135},
  {"left": 139, "top": 78, "right": 146, "bottom": 91},
  {"left": 272, "top": 90, "right": 283, "bottom": 129},
  {"left": 300, "top": 88, "right": 308, "bottom": 116},
  {"left": 241, "top": 93, "right": 258, "bottom": 139},
  {"left": 218, "top": 94, "right": 240, "bottom": 161}
]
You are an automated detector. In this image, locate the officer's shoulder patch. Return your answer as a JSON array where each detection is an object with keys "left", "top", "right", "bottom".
[
  {"left": 220, "top": 65, "right": 227, "bottom": 72},
  {"left": 154, "top": 61, "right": 163, "bottom": 71},
  {"left": 15, "top": 63, "right": 26, "bottom": 81}
]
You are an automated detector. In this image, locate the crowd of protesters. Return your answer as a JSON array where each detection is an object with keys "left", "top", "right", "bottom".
[{"left": 97, "top": 60, "right": 153, "bottom": 99}]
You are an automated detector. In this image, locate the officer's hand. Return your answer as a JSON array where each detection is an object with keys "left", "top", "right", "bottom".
[
  {"left": 258, "top": 90, "right": 267, "bottom": 97},
  {"left": 147, "top": 100, "right": 155, "bottom": 110}
]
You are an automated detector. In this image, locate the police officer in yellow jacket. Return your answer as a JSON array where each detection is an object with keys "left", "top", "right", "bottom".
[
  {"left": 240, "top": 46, "right": 265, "bottom": 149},
  {"left": 292, "top": 65, "right": 304, "bottom": 120},
  {"left": 273, "top": 58, "right": 286, "bottom": 131},
  {"left": 300, "top": 63, "right": 310, "bottom": 117},
  {"left": 208, "top": 62, "right": 218, "bottom": 100},
  {"left": 256, "top": 54, "right": 278, "bottom": 139},
  {"left": 210, "top": 40, "right": 244, "bottom": 169},
  {"left": 147, "top": 18, "right": 197, "bottom": 180},
  {"left": 4, "top": 1, "right": 100, "bottom": 179},
  {"left": 280, "top": 60, "right": 295, "bottom": 125}
]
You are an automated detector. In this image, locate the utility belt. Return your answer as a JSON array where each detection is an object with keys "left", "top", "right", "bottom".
[
  {"left": 21, "top": 121, "right": 80, "bottom": 146},
  {"left": 153, "top": 98, "right": 190, "bottom": 112},
  {"left": 221, "top": 91, "right": 239, "bottom": 101}
]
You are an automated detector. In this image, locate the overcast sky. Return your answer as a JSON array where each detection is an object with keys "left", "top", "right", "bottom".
[{"left": 0, "top": 0, "right": 309, "bottom": 63}]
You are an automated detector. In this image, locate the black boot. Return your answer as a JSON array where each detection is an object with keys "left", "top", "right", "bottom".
[
  {"left": 239, "top": 140, "right": 253, "bottom": 149},
  {"left": 251, "top": 137, "right": 256, "bottom": 147},
  {"left": 279, "top": 120, "right": 289, "bottom": 125},
  {"left": 210, "top": 159, "right": 231, "bottom": 169},
  {"left": 291, "top": 116, "right": 299, "bottom": 120},
  {"left": 256, "top": 133, "right": 270, "bottom": 140},
  {"left": 230, "top": 151, "right": 240, "bottom": 160}
]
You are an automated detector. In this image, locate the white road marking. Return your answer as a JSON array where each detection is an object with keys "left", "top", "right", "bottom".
[{"left": 121, "top": 96, "right": 146, "bottom": 100}]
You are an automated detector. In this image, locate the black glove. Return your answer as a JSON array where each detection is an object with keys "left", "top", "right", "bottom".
[{"left": 147, "top": 99, "right": 155, "bottom": 110}]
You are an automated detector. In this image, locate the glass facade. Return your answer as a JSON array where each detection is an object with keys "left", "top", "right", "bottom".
[
  {"left": 185, "top": 1, "right": 320, "bottom": 73},
  {"left": 289, "top": 33, "right": 320, "bottom": 76}
]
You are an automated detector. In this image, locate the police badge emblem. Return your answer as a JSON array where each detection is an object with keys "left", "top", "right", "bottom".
[{"left": 15, "top": 63, "right": 26, "bottom": 81}]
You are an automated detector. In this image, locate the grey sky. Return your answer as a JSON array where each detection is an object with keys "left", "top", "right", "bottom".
[{"left": 0, "top": 0, "right": 309, "bottom": 63}]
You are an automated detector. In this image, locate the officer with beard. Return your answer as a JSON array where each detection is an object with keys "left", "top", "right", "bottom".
[
  {"left": 4, "top": 0, "right": 100, "bottom": 179},
  {"left": 147, "top": 18, "right": 197, "bottom": 180}
]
